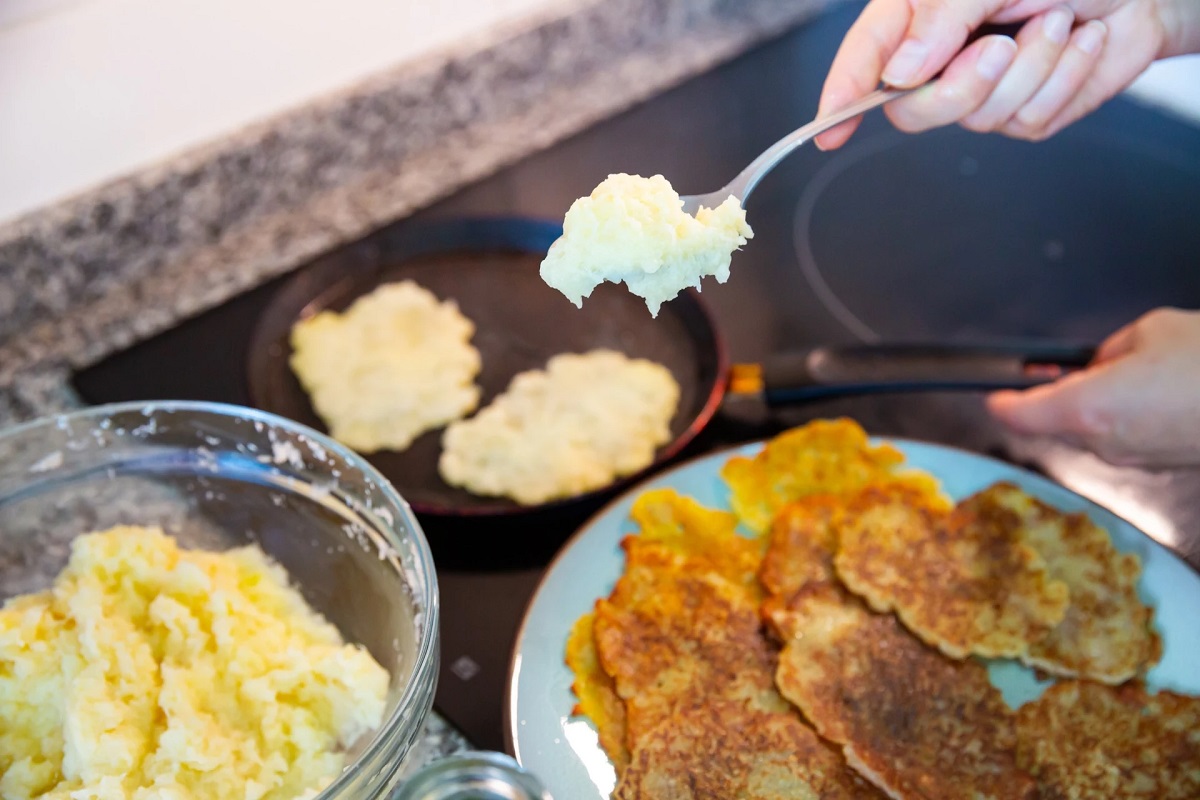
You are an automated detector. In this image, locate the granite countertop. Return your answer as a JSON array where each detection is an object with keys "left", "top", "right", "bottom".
[{"left": 0, "top": 0, "right": 843, "bottom": 776}]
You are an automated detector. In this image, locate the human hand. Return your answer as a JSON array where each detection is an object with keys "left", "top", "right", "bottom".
[
  {"left": 815, "top": 0, "right": 1200, "bottom": 150},
  {"left": 986, "top": 307, "right": 1200, "bottom": 469}
]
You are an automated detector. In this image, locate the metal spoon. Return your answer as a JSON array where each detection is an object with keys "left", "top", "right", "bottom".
[
  {"left": 679, "top": 86, "right": 913, "bottom": 215},
  {"left": 678, "top": 22, "right": 1026, "bottom": 215}
]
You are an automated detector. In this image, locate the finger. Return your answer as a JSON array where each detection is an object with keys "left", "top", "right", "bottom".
[
  {"left": 986, "top": 359, "right": 1126, "bottom": 437},
  {"left": 959, "top": 6, "right": 1074, "bottom": 132},
  {"left": 815, "top": 0, "right": 913, "bottom": 150},
  {"left": 813, "top": 114, "right": 862, "bottom": 151},
  {"left": 1001, "top": 20, "right": 1108, "bottom": 137},
  {"left": 1033, "top": 2, "right": 1160, "bottom": 137},
  {"left": 881, "top": 0, "right": 1011, "bottom": 87},
  {"left": 1092, "top": 319, "right": 1139, "bottom": 363},
  {"left": 884, "top": 35, "right": 1018, "bottom": 133},
  {"left": 990, "top": 0, "right": 1128, "bottom": 24}
]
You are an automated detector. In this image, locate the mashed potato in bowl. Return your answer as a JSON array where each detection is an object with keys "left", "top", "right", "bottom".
[{"left": 0, "top": 525, "right": 389, "bottom": 800}]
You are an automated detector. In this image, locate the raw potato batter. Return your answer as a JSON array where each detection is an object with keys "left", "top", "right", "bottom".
[
  {"left": 438, "top": 349, "right": 680, "bottom": 505},
  {"left": 289, "top": 280, "right": 482, "bottom": 453},
  {"left": 540, "top": 173, "right": 753, "bottom": 316},
  {"left": 0, "top": 525, "right": 389, "bottom": 800}
]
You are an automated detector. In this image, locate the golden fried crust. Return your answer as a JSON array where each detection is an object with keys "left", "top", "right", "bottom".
[
  {"left": 981, "top": 483, "right": 1161, "bottom": 683},
  {"left": 613, "top": 699, "right": 885, "bottom": 800},
  {"left": 758, "top": 496, "right": 842, "bottom": 605},
  {"left": 586, "top": 488, "right": 878, "bottom": 798},
  {"left": 833, "top": 488, "right": 1070, "bottom": 660},
  {"left": 759, "top": 487, "right": 943, "bottom": 610},
  {"left": 627, "top": 488, "right": 766, "bottom": 595},
  {"left": 720, "top": 418, "right": 950, "bottom": 533},
  {"left": 771, "top": 588, "right": 1037, "bottom": 800},
  {"left": 566, "top": 612, "right": 630, "bottom": 774},
  {"left": 589, "top": 490, "right": 778, "bottom": 750},
  {"left": 1016, "top": 681, "right": 1200, "bottom": 799},
  {"left": 764, "top": 498, "right": 1037, "bottom": 800},
  {"left": 593, "top": 554, "right": 778, "bottom": 749}
]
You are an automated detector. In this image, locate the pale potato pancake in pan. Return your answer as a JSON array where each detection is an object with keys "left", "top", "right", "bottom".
[
  {"left": 834, "top": 487, "right": 1071, "bottom": 660},
  {"left": 439, "top": 349, "right": 679, "bottom": 505},
  {"left": 763, "top": 497, "right": 1037, "bottom": 800},
  {"left": 289, "top": 280, "right": 481, "bottom": 453},
  {"left": 980, "top": 483, "right": 1161, "bottom": 683},
  {"left": 720, "top": 418, "right": 949, "bottom": 533},
  {"left": 1016, "top": 680, "right": 1200, "bottom": 798}
]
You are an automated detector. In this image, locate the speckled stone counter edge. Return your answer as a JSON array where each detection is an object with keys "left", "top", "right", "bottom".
[{"left": 0, "top": 0, "right": 842, "bottom": 423}]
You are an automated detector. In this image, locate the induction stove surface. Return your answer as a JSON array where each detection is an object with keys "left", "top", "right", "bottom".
[{"left": 72, "top": 2, "right": 1200, "bottom": 751}]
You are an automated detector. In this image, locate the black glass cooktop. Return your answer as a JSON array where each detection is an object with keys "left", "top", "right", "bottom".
[{"left": 72, "top": 2, "right": 1200, "bottom": 750}]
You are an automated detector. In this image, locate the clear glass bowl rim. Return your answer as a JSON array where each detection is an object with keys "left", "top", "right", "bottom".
[{"left": 0, "top": 399, "right": 441, "bottom": 798}]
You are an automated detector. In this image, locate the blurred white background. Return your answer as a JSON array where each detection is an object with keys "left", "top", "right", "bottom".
[
  {"left": 0, "top": 0, "right": 564, "bottom": 222},
  {"left": 0, "top": 0, "right": 1196, "bottom": 226}
]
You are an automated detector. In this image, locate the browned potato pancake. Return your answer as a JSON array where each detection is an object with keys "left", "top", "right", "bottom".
[
  {"left": 834, "top": 482, "right": 1160, "bottom": 683},
  {"left": 980, "top": 483, "right": 1161, "bottom": 683},
  {"left": 580, "top": 489, "right": 882, "bottom": 797},
  {"left": 614, "top": 699, "right": 882, "bottom": 800},
  {"left": 565, "top": 612, "right": 630, "bottom": 773},
  {"left": 1016, "top": 680, "right": 1200, "bottom": 798},
  {"left": 833, "top": 487, "right": 1071, "bottom": 660},
  {"left": 764, "top": 497, "right": 1038, "bottom": 800},
  {"left": 592, "top": 490, "right": 774, "bottom": 749},
  {"left": 627, "top": 487, "right": 765, "bottom": 595},
  {"left": 562, "top": 419, "right": 1174, "bottom": 800},
  {"left": 593, "top": 548, "right": 779, "bottom": 749},
  {"left": 720, "top": 418, "right": 949, "bottom": 533}
]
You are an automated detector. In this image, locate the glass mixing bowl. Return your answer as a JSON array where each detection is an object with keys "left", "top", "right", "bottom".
[{"left": 0, "top": 400, "right": 439, "bottom": 799}]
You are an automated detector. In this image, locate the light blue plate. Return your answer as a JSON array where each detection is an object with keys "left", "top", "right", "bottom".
[{"left": 507, "top": 439, "right": 1200, "bottom": 800}]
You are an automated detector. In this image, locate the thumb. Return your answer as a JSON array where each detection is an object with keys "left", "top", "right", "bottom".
[{"left": 985, "top": 368, "right": 1109, "bottom": 437}]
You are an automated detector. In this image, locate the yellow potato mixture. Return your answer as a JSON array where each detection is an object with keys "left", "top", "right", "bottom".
[
  {"left": 289, "top": 280, "right": 482, "bottom": 453},
  {"left": 0, "top": 526, "right": 389, "bottom": 800},
  {"left": 438, "top": 349, "right": 680, "bottom": 505},
  {"left": 540, "top": 173, "right": 753, "bottom": 316}
]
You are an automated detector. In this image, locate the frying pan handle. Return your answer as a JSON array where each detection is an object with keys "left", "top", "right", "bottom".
[{"left": 744, "top": 343, "right": 1096, "bottom": 406}]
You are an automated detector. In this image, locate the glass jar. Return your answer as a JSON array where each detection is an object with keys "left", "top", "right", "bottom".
[{"left": 391, "top": 752, "right": 552, "bottom": 800}]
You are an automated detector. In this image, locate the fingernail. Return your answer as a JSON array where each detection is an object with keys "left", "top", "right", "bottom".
[
  {"left": 883, "top": 39, "right": 929, "bottom": 85},
  {"left": 975, "top": 37, "right": 1017, "bottom": 81},
  {"left": 1042, "top": 7, "right": 1073, "bottom": 44},
  {"left": 986, "top": 390, "right": 1017, "bottom": 408},
  {"left": 1075, "top": 20, "right": 1107, "bottom": 54},
  {"left": 1015, "top": 103, "right": 1045, "bottom": 128}
]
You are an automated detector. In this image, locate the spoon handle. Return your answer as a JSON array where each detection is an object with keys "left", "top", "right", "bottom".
[
  {"left": 703, "top": 21, "right": 1025, "bottom": 210},
  {"left": 723, "top": 87, "right": 913, "bottom": 204}
]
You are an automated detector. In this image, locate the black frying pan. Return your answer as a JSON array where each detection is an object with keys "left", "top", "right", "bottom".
[
  {"left": 246, "top": 217, "right": 1093, "bottom": 520},
  {"left": 247, "top": 218, "right": 726, "bottom": 520}
]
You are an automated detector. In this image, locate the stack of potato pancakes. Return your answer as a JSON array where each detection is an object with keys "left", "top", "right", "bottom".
[{"left": 567, "top": 419, "right": 1198, "bottom": 799}]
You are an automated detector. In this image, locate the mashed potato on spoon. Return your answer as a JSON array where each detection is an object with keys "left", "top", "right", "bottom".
[{"left": 539, "top": 174, "right": 753, "bottom": 316}]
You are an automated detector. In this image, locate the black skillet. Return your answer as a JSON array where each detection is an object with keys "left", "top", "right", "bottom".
[
  {"left": 246, "top": 217, "right": 1094, "bottom": 520},
  {"left": 246, "top": 217, "right": 726, "bottom": 521}
]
